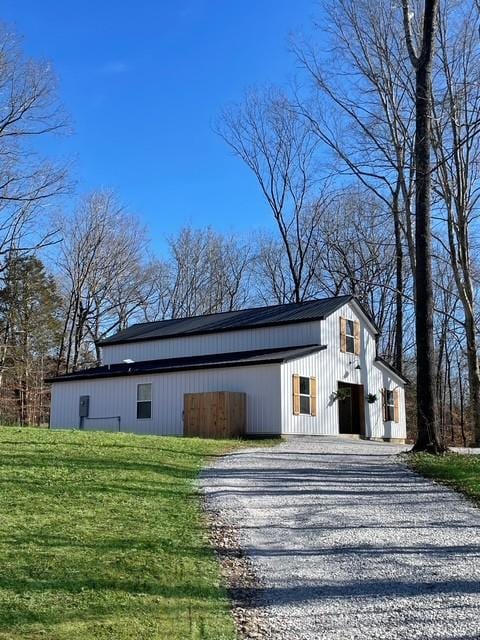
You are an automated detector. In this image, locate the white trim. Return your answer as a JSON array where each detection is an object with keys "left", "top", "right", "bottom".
[
  {"left": 298, "top": 375, "right": 311, "bottom": 415},
  {"left": 136, "top": 382, "right": 152, "bottom": 420},
  {"left": 348, "top": 299, "right": 378, "bottom": 336},
  {"left": 344, "top": 318, "right": 355, "bottom": 354},
  {"left": 374, "top": 360, "right": 406, "bottom": 386}
]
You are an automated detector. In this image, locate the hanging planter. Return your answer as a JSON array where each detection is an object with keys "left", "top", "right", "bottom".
[{"left": 331, "top": 388, "right": 351, "bottom": 402}]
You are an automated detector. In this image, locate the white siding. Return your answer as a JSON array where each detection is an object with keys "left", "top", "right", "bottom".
[
  {"left": 279, "top": 302, "right": 407, "bottom": 439},
  {"left": 370, "top": 363, "right": 407, "bottom": 440},
  {"left": 101, "top": 321, "right": 321, "bottom": 364},
  {"left": 50, "top": 364, "right": 281, "bottom": 436},
  {"left": 281, "top": 350, "right": 338, "bottom": 435},
  {"left": 50, "top": 302, "right": 407, "bottom": 440}
]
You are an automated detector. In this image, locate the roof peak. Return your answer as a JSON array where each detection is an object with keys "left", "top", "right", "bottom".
[{"left": 128, "top": 294, "right": 353, "bottom": 329}]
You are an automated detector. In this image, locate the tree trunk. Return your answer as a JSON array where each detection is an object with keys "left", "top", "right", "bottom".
[
  {"left": 464, "top": 312, "right": 480, "bottom": 445},
  {"left": 458, "top": 357, "right": 467, "bottom": 447},
  {"left": 403, "top": 0, "right": 444, "bottom": 453},
  {"left": 413, "top": 56, "right": 442, "bottom": 452},
  {"left": 392, "top": 190, "right": 404, "bottom": 373}
]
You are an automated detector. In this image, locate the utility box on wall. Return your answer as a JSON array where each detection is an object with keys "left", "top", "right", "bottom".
[
  {"left": 183, "top": 391, "right": 246, "bottom": 438},
  {"left": 79, "top": 396, "right": 90, "bottom": 418}
]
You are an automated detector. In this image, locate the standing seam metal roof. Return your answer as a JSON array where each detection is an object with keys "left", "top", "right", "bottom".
[
  {"left": 46, "top": 344, "right": 327, "bottom": 383},
  {"left": 99, "top": 295, "right": 357, "bottom": 346}
]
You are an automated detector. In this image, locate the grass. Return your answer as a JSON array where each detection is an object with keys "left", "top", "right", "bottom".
[
  {"left": 0, "top": 427, "right": 279, "bottom": 640},
  {"left": 406, "top": 451, "right": 480, "bottom": 506}
]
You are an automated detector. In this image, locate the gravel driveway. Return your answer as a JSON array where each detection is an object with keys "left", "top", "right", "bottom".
[{"left": 201, "top": 437, "right": 480, "bottom": 640}]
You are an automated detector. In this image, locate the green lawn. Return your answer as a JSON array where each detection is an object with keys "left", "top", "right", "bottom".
[
  {"left": 406, "top": 452, "right": 480, "bottom": 505},
  {"left": 0, "top": 427, "right": 277, "bottom": 640}
]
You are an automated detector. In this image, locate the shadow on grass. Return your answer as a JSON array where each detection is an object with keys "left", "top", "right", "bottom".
[{"left": 0, "top": 451, "right": 199, "bottom": 480}]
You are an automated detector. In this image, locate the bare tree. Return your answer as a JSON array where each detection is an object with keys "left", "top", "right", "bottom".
[
  {"left": 253, "top": 233, "right": 298, "bottom": 305},
  {"left": 294, "top": 0, "right": 417, "bottom": 373},
  {"left": 218, "top": 89, "right": 328, "bottom": 303},
  {"left": 314, "top": 190, "right": 400, "bottom": 352},
  {"left": 56, "top": 192, "right": 151, "bottom": 371},
  {"left": 0, "top": 23, "right": 68, "bottom": 264},
  {"left": 150, "top": 227, "right": 253, "bottom": 319}
]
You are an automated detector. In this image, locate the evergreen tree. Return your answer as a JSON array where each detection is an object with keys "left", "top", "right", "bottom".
[{"left": 0, "top": 255, "right": 62, "bottom": 425}]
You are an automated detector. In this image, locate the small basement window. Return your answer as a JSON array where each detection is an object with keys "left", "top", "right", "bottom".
[
  {"left": 137, "top": 383, "right": 152, "bottom": 419},
  {"left": 299, "top": 376, "right": 311, "bottom": 415},
  {"left": 345, "top": 319, "right": 355, "bottom": 354}
]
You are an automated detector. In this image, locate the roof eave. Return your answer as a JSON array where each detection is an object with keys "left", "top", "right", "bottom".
[
  {"left": 375, "top": 357, "right": 410, "bottom": 385},
  {"left": 46, "top": 357, "right": 290, "bottom": 383},
  {"left": 347, "top": 298, "right": 380, "bottom": 336},
  {"left": 46, "top": 345, "right": 328, "bottom": 384}
]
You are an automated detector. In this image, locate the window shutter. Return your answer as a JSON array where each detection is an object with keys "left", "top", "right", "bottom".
[
  {"left": 354, "top": 320, "right": 361, "bottom": 355},
  {"left": 310, "top": 377, "right": 317, "bottom": 416},
  {"left": 340, "top": 317, "right": 347, "bottom": 352},
  {"left": 381, "top": 388, "right": 387, "bottom": 422},
  {"left": 292, "top": 374, "right": 300, "bottom": 415},
  {"left": 393, "top": 388, "right": 400, "bottom": 423}
]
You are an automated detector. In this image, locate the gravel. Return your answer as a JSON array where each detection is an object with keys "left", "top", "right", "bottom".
[{"left": 200, "top": 437, "right": 480, "bottom": 640}]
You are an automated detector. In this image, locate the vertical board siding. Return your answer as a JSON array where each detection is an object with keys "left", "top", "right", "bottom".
[
  {"left": 51, "top": 303, "right": 406, "bottom": 439},
  {"left": 101, "top": 321, "right": 322, "bottom": 364},
  {"left": 50, "top": 364, "right": 281, "bottom": 435},
  {"left": 279, "top": 302, "right": 407, "bottom": 439}
]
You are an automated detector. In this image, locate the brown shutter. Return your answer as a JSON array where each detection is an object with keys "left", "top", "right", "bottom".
[
  {"left": 393, "top": 388, "right": 400, "bottom": 423},
  {"left": 293, "top": 374, "right": 300, "bottom": 415},
  {"left": 340, "top": 317, "right": 347, "bottom": 352},
  {"left": 381, "top": 388, "right": 387, "bottom": 422},
  {"left": 354, "top": 320, "right": 361, "bottom": 355},
  {"left": 310, "top": 377, "right": 317, "bottom": 416}
]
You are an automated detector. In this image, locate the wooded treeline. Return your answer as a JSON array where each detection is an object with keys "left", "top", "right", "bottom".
[{"left": 0, "top": 1, "right": 479, "bottom": 446}]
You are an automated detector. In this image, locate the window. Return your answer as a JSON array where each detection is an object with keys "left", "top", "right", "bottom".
[
  {"left": 293, "top": 375, "right": 317, "bottom": 416},
  {"left": 384, "top": 389, "right": 395, "bottom": 422},
  {"left": 340, "top": 317, "right": 360, "bottom": 354},
  {"left": 345, "top": 319, "right": 355, "bottom": 354},
  {"left": 299, "top": 376, "right": 311, "bottom": 414},
  {"left": 137, "top": 383, "right": 152, "bottom": 419}
]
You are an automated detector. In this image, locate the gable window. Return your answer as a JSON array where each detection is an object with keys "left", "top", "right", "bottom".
[
  {"left": 340, "top": 317, "right": 360, "bottom": 354},
  {"left": 292, "top": 375, "right": 317, "bottom": 416},
  {"left": 345, "top": 320, "right": 355, "bottom": 354},
  {"left": 137, "top": 383, "right": 152, "bottom": 419},
  {"left": 383, "top": 388, "right": 399, "bottom": 422}
]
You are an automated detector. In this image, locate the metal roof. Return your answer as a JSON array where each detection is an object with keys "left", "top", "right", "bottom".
[
  {"left": 375, "top": 356, "right": 410, "bottom": 385},
  {"left": 47, "top": 344, "right": 327, "bottom": 383},
  {"left": 99, "top": 295, "right": 356, "bottom": 346}
]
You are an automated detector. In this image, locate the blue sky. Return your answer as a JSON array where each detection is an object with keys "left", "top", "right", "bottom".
[{"left": 3, "top": 0, "right": 317, "bottom": 251}]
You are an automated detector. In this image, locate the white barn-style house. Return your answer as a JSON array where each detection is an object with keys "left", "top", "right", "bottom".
[{"left": 48, "top": 295, "right": 408, "bottom": 442}]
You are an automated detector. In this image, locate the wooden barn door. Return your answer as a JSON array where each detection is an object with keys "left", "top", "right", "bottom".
[{"left": 184, "top": 392, "right": 246, "bottom": 438}]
